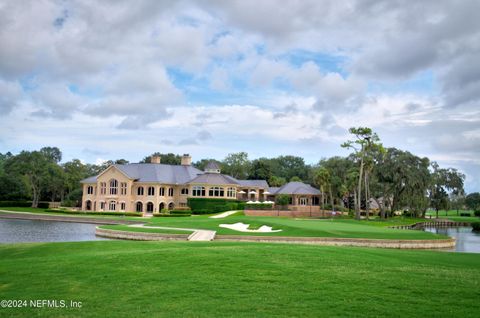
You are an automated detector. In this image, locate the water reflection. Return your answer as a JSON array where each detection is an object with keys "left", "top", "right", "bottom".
[
  {"left": 424, "top": 226, "right": 480, "bottom": 253},
  {"left": 0, "top": 219, "right": 109, "bottom": 243}
]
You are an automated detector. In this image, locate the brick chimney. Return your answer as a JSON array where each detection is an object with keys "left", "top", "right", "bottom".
[
  {"left": 151, "top": 155, "right": 161, "bottom": 164},
  {"left": 181, "top": 154, "right": 192, "bottom": 166}
]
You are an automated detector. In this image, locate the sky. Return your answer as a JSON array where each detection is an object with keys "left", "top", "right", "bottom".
[{"left": 0, "top": 0, "right": 479, "bottom": 192}]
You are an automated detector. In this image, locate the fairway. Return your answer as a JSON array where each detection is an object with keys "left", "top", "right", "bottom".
[
  {"left": 130, "top": 215, "right": 445, "bottom": 240},
  {"left": 1, "top": 241, "right": 479, "bottom": 318}
]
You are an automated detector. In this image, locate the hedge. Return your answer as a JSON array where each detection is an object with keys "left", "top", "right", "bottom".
[
  {"left": 472, "top": 222, "right": 480, "bottom": 232},
  {"left": 44, "top": 209, "right": 142, "bottom": 217},
  {"left": 0, "top": 201, "right": 31, "bottom": 207},
  {"left": 187, "top": 198, "right": 244, "bottom": 214},
  {"left": 153, "top": 213, "right": 191, "bottom": 217},
  {"left": 474, "top": 210, "right": 480, "bottom": 217},
  {"left": 245, "top": 203, "right": 273, "bottom": 210}
]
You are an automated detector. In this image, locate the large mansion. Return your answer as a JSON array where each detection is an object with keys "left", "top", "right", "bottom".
[{"left": 81, "top": 154, "right": 322, "bottom": 213}]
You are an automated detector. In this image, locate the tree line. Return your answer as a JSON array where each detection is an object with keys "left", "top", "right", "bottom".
[{"left": 0, "top": 127, "right": 477, "bottom": 216}]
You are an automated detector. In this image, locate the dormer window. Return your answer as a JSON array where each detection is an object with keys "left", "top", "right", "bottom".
[{"left": 204, "top": 161, "right": 221, "bottom": 174}]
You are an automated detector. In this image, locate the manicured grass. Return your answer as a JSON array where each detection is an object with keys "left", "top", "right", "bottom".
[
  {"left": 99, "top": 225, "right": 193, "bottom": 234},
  {"left": 0, "top": 241, "right": 479, "bottom": 317},
  {"left": 0, "top": 207, "right": 445, "bottom": 239},
  {"left": 145, "top": 215, "right": 445, "bottom": 239},
  {"left": 425, "top": 209, "right": 474, "bottom": 217}
]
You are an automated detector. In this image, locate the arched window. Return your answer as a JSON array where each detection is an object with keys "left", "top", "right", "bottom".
[
  {"left": 181, "top": 188, "right": 189, "bottom": 195},
  {"left": 109, "top": 201, "right": 117, "bottom": 211},
  {"left": 168, "top": 187, "right": 174, "bottom": 197},
  {"left": 159, "top": 187, "right": 165, "bottom": 196},
  {"left": 87, "top": 186, "right": 94, "bottom": 195},
  {"left": 85, "top": 200, "right": 92, "bottom": 210},
  {"left": 120, "top": 182, "right": 127, "bottom": 195},
  {"left": 100, "top": 182, "right": 106, "bottom": 195},
  {"left": 209, "top": 187, "right": 224, "bottom": 197},
  {"left": 146, "top": 202, "right": 154, "bottom": 212},
  {"left": 120, "top": 202, "right": 126, "bottom": 211},
  {"left": 137, "top": 187, "right": 144, "bottom": 196},
  {"left": 227, "top": 187, "right": 236, "bottom": 198},
  {"left": 192, "top": 186, "right": 205, "bottom": 197},
  {"left": 100, "top": 201, "right": 105, "bottom": 210},
  {"left": 109, "top": 179, "right": 118, "bottom": 195},
  {"left": 148, "top": 186, "right": 155, "bottom": 196},
  {"left": 159, "top": 202, "right": 165, "bottom": 211},
  {"left": 136, "top": 202, "right": 143, "bottom": 212},
  {"left": 168, "top": 202, "right": 175, "bottom": 210}
]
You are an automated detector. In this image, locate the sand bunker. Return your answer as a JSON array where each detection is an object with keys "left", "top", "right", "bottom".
[{"left": 219, "top": 222, "right": 282, "bottom": 233}]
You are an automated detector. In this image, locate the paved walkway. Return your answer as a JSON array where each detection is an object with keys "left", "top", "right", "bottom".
[
  {"left": 128, "top": 223, "right": 216, "bottom": 241},
  {"left": 209, "top": 210, "right": 239, "bottom": 219}
]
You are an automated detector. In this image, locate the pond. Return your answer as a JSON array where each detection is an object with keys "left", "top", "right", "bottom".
[
  {"left": 0, "top": 219, "right": 109, "bottom": 243},
  {"left": 424, "top": 226, "right": 480, "bottom": 253}
]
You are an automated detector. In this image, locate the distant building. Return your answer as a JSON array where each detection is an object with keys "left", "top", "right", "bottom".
[{"left": 80, "top": 154, "right": 322, "bottom": 213}]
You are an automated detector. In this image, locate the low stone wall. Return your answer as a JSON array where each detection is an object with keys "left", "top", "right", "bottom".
[
  {"left": 215, "top": 235, "right": 456, "bottom": 249},
  {"left": 245, "top": 209, "right": 343, "bottom": 218},
  {"left": 95, "top": 228, "right": 190, "bottom": 241},
  {"left": 0, "top": 211, "right": 141, "bottom": 225}
]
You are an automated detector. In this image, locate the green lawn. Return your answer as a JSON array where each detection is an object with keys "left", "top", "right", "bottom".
[
  {"left": 1, "top": 207, "right": 446, "bottom": 240},
  {"left": 141, "top": 215, "right": 444, "bottom": 240},
  {"left": 0, "top": 241, "right": 479, "bottom": 318},
  {"left": 425, "top": 209, "right": 475, "bottom": 217}
]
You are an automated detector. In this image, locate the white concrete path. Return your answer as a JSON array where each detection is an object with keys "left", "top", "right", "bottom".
[
  {"left": 128, "top": 224, "right": 216, "bottom": 241},
  {"left": 209, "top": 210, "right": 239, "bottom": 219}
]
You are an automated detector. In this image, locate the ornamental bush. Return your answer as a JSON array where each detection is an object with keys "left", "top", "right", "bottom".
[
  {"left": 0, "top": 201, "right": 31, "bottom": 207},
  {"left": 245, "top": 203, "right": 273, "bottom": 210},
  {"left": 187, "top": 198, "right": 244, "bottom": 214},
  {"left": 474, "top": 210, "right": 480, "bottom": 217},
  {"left": 471, "top": 222, "right": 480, "bottom": 232}
]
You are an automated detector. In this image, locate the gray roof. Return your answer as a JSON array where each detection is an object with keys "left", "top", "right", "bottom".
[
  {"left": 270, "top": 182, "right": 321, "bottom": 195},
  {"left": 237, "top": 180, "right": 269, "bottom": 188},
  {"left": 81, "top": 163, "right": 203, "bottom": 184},
  {"left": 205, "top": 161, "right": 220, "bottom": 170},
  {"left": 188, "top": 173, "right": 239, "bottom": 185}
]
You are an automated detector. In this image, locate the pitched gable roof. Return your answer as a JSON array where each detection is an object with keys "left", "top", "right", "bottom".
[
  {"left": 270, "top": 182, "right": 320, "bottom": 195},
  {"left": 188, "top": 173, "right": 239, "bottom": 185}
]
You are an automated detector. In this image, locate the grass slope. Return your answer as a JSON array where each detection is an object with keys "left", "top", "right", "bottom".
[{"left": 0, "top": 241, "right": 479, "bottom": 318}]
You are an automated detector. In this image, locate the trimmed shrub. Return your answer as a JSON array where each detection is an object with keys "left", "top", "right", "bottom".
[
  {"left": 245, "top": 203, "right": 273, "bottom": 210},
  {"left": 472, "top": 222, "right": 480, "bottom": 232},
  {"left": 153, "top": 213, "right": 190, "bottom": 217},
  {"left": 170, "top": 209, "right": 192, "bottom": 215},
  {"left": 37, "top": 202, "right": 50, "bottom": 209},
  {"left": 187, "top": 198, "right": 243, "bottom": 214},
  {"left": 460, "top": 213, "right": 471, "bottom": 217},
  {"left": 161, "top": 208, "right": 170, "bottom": 214},
  {"left": 0, "top": 201, "right": 31, "bottom": 207},
  {"left": 474, "top": 210, "right": 480, "bottom": 217},
  {"left": 44, "top": 209, "right": 142, "bottom": 217}
]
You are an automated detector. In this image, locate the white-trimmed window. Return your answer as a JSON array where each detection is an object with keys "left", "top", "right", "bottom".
[
  {"left": 159, "top": 187, "right": 165, "bottom": 196},
  {"left": 299, "top": 197, "right": 308, "bottom": 206},
  {"left": 120, "top": 182, "right": 127, "bottom": 195},
  {"left": 227, "top": 187, "right": 236, "bottom": 198},
  {"left": 120, "top": 202, "right": 126, "bottom": 211},
  {"left": 87, "top": 186, "right": 94, "bottom": 195},
  {"left": 109, "top": 201, "right": 116, "bottom": 211},
  {"left": 192, "top": 186, "right": 205, "bottom": 197},
  {"left": 137, "top": 187, "right": 144, "bottom": 196},
  {"left": 181, "top": 188, "right": 189, "bottom": 195},
  {"left": 148, "top": 186, "right": 155, "bottom": 196},
  {"left": 209, "top": 187, "right": 224, "bottom": 197},
  {"left": 109, "top": 179, "right": 118, "bottom": 195},
  {"left": 100, "top": 182, "right": 106, "bottom": 195},
  {"left": 168, "top": 187, "right": 174, "bottom": 197}
]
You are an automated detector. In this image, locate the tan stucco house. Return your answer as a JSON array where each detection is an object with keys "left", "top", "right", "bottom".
[{"left": 80, "top": 154, "right": 322, "bottom": 213}]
